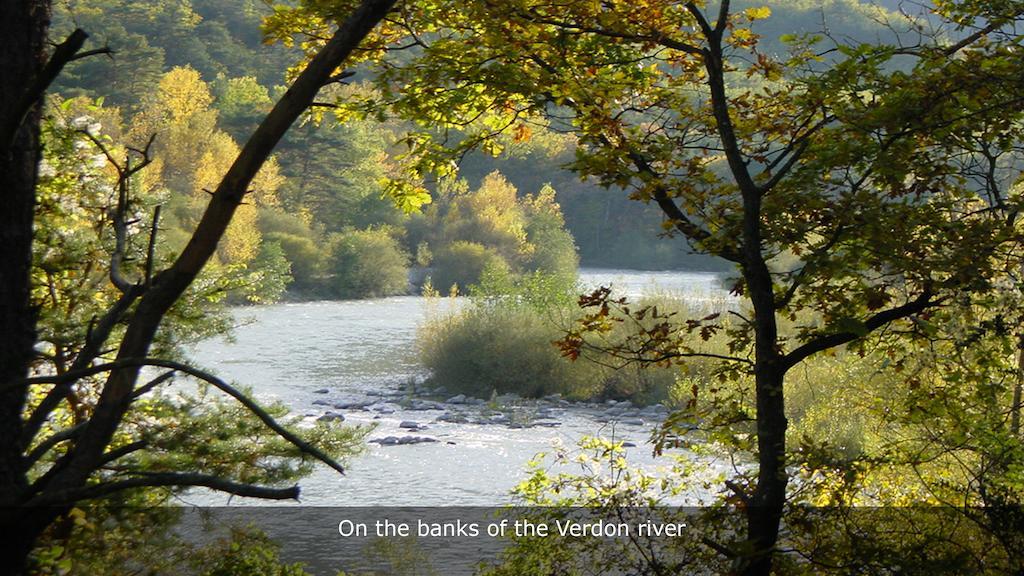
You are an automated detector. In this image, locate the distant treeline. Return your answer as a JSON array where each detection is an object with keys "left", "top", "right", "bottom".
[{"left": 48, "top": 0, "right": 899, "bottom": 281}]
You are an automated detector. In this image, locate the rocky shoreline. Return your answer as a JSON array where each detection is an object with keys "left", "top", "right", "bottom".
[{"left": 305, "top": 378, "right": 672, "bottom": 447}]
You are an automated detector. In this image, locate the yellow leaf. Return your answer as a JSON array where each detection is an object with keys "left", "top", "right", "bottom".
[
  {"left": 744, "top": 6, "right": 772, "bottom": 20},
  {"left": 732, "top": 28, "right": 754, "bottom": 42}
]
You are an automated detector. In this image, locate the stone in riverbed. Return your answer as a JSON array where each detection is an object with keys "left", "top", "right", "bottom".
[
  {"left": 399, "top": 420, "right": 423, "bottom": 430},
  {"left": 409, "top": 400, "right": 444, "bottom": 411},
  {"left": 317, "top": 412, "right": 345, "bottom": 423},
  {"left": 369, "top": 435, "right": 438, "bottom": 446},
  {"left": 312, "top": 399, "right": 331, "bottom": 407},
  {"left": 436, "top": 412, "right": 469, "bottom": 424},
  {"left": 446, "top": 394, "right": 467, "bottom": 404},
  {"left": 333, "top": 399, "right": 372, "bottom": 410},
  {"left": 313, "top": 388, "right": 330, "bottom": 394}
]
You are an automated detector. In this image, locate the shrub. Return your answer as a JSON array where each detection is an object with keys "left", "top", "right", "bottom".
[
  {"left": 522, "top": 184, "right": 578, "bottom": 280},
  {"left": 419, "top": 272, "right": 679, "bottom": 402},
  {"left": 429, "top": 241, "right": 507, "bottom": 295},
  {"left": 524, "top": 225, "right": 578, "bottom": 280},
  {"left": 419, "top": 303, "right": 603, "bottom": 399},
  {"left": 325, "top": 228, "right": 410, "bottom": 299},
  {"left": 264, "top": 232, "right": 325, "bottom": 292},
  {"left": 259, "top": 208, "right": 327, "bottom": 292}
]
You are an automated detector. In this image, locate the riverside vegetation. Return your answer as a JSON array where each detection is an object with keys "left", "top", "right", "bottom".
[{"left": 3, "top": 0, "right": 1024, "bottom": 575}]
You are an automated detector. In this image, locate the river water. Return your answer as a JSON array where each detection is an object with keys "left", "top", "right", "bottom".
[{"left": 186, "top": 269, "right": 733, "bottom": 506}]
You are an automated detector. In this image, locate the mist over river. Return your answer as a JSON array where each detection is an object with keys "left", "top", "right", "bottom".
[{"left": 186, "top": 269, "right": 734, "bottom": 506}]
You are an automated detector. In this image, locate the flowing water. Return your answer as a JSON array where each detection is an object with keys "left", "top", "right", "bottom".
[{"left": 186, "top": 269, "right": 734, "bottom": 506}]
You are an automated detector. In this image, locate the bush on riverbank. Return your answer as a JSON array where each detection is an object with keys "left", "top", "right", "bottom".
[
  {"left": 323, "top": 228, "right": 410, "bottom": 299},
  {"left": 418, "top": 272, "right": 683, "bottom": 403},
  {"left": 429, "top": 241, "right": 508, "bottom": 296}
]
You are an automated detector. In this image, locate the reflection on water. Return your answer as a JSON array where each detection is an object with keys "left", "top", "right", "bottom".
[{"left": 186, "top": 269, "right": 735, "bottom": 506}]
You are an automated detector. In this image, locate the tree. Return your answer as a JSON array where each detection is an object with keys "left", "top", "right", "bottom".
[
  {"left": 0, "top": 0, "right": 398, "bottom": 572},
  {"left": 276, "top": 112, "right": 404, "bottom": 232},
  {"left": 325, "top": 227, "right": 410, "bottom": 298},
  {"left": 271, "top": 0, "right": 1024, "bottom": 572}
]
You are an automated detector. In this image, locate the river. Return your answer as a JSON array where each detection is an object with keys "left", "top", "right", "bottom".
[{"left": 186, "top": 268, "right": 734, "bottom": 506}]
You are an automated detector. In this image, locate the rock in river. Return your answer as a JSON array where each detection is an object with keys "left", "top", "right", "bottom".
[{"left": 370, "top": 435, "right": 438, "bottom": 446}]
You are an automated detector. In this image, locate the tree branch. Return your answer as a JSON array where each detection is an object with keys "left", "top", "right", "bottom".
[
  {"left": 144, "top": 205, "right": 161, "bottom": 287},
  {"left": 620, "top": 146, "right": 743, "bottom": 263},
  {"left": 97, "top": 440, "right": 147, "bottom": 467},
  {"left": 20, "top": 357, "right": 347, "bottom": 479},
  {"left": 714, "top": 0, "right": 731, "bottom": 37},
  {"left": 131, "top": 370, "right": 174, "bottom": 400},
  {"left": 68, "top": 46, "right": 113, "bottom": 62},
  {"left": 685, "top": 3, "right": 715, "bottom": 42},
  {"left": 773, "top": 223, "right": 847, "bottom": 310},
  {"left": 20, "top": 285, "right": 143, "bottom": 450},
  {"left": 30, "top": 472, "right": 300, "bottom": 507},
  {"left": 2, "top": 29, "right": 88, "bottom": 148},
  {"left": 781, "top": 288, "right": 937, "bottom": 371},
  {"left": 25, "top": 423, "right": 86, "bottom": 469}
]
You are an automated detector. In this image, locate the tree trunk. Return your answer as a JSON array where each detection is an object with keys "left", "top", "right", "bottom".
[
  {"left": 739, "top": 224, "right": 788, "bottom": 576},
  {"left": 696, "top": 9, "right": 790, "bottom": 572},
  {"left": 745, "top": 362, "right": 788, "bottom": 575},
  {"left": 0, "top": 1, "right": 51, "bottom": 573},
  {"left": 1012, "top": 332, "right": 1023, "bottom": 438}
]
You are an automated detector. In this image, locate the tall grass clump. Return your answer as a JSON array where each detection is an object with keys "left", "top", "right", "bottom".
[
  {"left": 419, "top": 267, "right": 600, "bottom": 399},
  {"left": 419, "top": 267, "right": 686, "bottom": 403}
]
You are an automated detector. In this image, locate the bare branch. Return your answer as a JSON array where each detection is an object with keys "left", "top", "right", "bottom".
[
  {"left": 131, "top": 370, "right": 175, "bottom": 400},
  {"left": 685, "top": 3, "right": 715, "bottom": 42},
  {"left": 67, "top": 46, "right": 113, "bottom": 62},
  {"left": 97, "top": 440, "right": 147, "bottom": 467},
  {"left": 20, "top": 285, "right": 143, "bottom": 450},
  {"left": 702, "top": 536, "right": 737, "bottom": 559},
  {"left": 939, "top": 10, "right": 1024, "bottom": 57},
  {"left": 714, "top": 0, "right": 731, "bottom": 37},
  {"left": 323, "top": 70, "right": 356, "bottom": 85},
  {"left": 25, "top": 423, "right": 86, "bottom": 469},
  {"left": 77, "top": 129, "right": 156, "bottom": 294},
  {"left": 144, "top": 205, "right": 161, "bottom": 287},
  {"left": 2, "top": 29, "right": 88, "bottom": 148},
  {"left": 617, "top": 144, "right": 743, "bottom": 262}
]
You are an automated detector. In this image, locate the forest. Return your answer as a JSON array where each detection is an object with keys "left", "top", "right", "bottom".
[{"left": 1, "top": 0, "right": 1023, "bottom": 575}]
